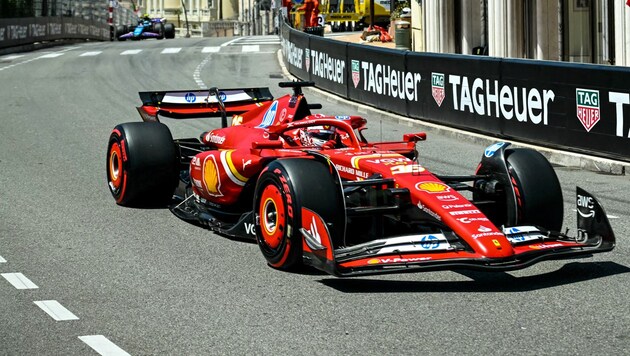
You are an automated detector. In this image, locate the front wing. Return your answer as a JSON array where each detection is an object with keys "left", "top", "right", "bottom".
[{"left": 301, "top": 187, "right": 616, "bottom": 277}]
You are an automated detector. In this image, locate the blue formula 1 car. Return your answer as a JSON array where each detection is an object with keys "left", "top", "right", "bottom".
[{"left": 116, "top": 16, "right": 175, "bottom": 41}]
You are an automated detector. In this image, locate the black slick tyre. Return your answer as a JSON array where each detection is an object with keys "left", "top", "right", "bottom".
[
  {"left": 505, "top": 148, "right": 564, "bottom": 231},
  {"left": 164, "top": 23, "right": 175, "bottom": 38},
  {"left": 153, "top": 23, "right": 165, "bottom": 39},
  {"left": 106, "top": 122, "right": 178, "bottom": 207},
  {"left": 254, "top": 158, "right": 344, "bottom": 271},
  {"left": 116, "top": 25, "right": 127, "bottom": 41}
]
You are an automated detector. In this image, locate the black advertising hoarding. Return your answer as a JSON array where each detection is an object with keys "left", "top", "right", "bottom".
[
  {"left": 306, "top": 37, "right": 348, "bottom": 97},
  {"left": 346, "top": 44, "right": 410, "bottom": 115},
  {"left": 280, "top": 20, "right": 291, "bottom": 48},
  {"left": 0, "top": 18, "right": 41, "bottom": 48},
  {"left": 282, "top": 28, "right": 310, "bottom": 81},
  {"left": 406, "top": 52, "right": 503, "bottom": 135},
  {"left": 499, "top": 60, "right": 580, "bottom": 154},
  {"left": 500, "top": 59, "right": 630, "bottom": 161},
  {"left": 0, "top": 17, "right": 107, "bottom": 49},
  {"left": 280, "top": 21, "right": 630, "bottom": 162}
]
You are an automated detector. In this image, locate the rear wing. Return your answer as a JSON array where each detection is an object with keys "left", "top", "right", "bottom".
[{"left": 136, "top": 87, "right": 274, "bottom": 122}]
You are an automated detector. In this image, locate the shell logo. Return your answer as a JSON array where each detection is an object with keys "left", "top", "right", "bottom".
[
  {"left": 203, "top": 155, "right": 223, "bottom": 197},
  {"left": 367, "top": 259, "right": 381, "bottom": 265},
  {"left": 416, "top": 181, "right": 450, "bottom": 193}
]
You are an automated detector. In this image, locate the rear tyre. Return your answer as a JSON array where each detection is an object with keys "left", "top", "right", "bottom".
[
  {"left": 164, "top": 23, "right": 175, "bottom": 39},
  {"left": 505, "top": 148, "right": 564, "bottom": 231},
  {"left": 116, "top": 25, "right": 127, "bottom": 41},
  {"left": 153, "top": 23, "right": 165, "bottom": 39},
  {"left": 254, "top": 159, "right": 344, "bottom": 270},
  {"left": 115, "top": 25, "right": 125, "bottom": 37},
  {"left": 106, "top": 122, "right": 178, "bottom": 207}
]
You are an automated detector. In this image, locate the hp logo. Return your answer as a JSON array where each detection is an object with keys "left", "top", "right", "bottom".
[{"left": 185, "top": 92, "right": 196, "bottom": 103}]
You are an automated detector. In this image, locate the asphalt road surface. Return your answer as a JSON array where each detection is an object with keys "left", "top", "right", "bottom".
[{"left": 0, "top": 36, "right": 629, "bottom": 355}]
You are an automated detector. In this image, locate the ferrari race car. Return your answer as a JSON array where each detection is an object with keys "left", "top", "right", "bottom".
[
  {"left": 106, "top": 81, "right": 615, "bottom": 276},
  {"left": 115, "top": 17, "right": 175, "bottom": 41}
]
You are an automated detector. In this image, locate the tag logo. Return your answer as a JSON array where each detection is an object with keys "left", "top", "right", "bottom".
[
  {"left": 432, "top": 73, "right": 445, "bottom": 107},
  {"left": 351, "top": 60, "right": 360, "bottom": 88},
  {"left": 576, "top": 89, "right": 600, "bottom": 132}
]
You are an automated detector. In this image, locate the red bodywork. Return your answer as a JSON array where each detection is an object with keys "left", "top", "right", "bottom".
[{"left": 136, "top": 84, "right": 615, "bottom": 276}]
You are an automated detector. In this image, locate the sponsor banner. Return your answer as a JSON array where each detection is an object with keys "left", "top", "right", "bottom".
[
  {"left": 376, "top": 233, "right": 451, "bottom": 254},
  {"left": 0, "top": 17, "right": 108, "bottom": 49},
  {"left": 497, "top": 60, "right": 630, "bottom": 161},
  {"left": 280, "top": 21, "right": 630, "bottom": 162},
  {"left": 162, "top": 90, "right": 250, "bottom": 104},
  {"left": 282, "top": 29, "right": 310, "bottom": 81},
  {"left": 347, "top": 44, "right": 413, "bottom": 115},
  {"left": 406, "top": 52, "right": 503, "bottom": 134},
  {"left": 308, "top": 38, "right": 348, "bottom": 97}
]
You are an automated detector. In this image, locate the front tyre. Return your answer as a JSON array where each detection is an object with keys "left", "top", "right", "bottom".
[
  {"left": 254, "top": 159, "right": 344, "bottom": 270},
  {"left": 106, "top": 122, "right": 178, "bottom": 207},
  {"left": 505, "top": 148, "right": 564, "bottom": 231}
]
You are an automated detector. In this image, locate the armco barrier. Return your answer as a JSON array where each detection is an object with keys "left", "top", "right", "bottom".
[
  {"left": 1, "top": 17, "right": 111, "bottom": 51},
  {"left": 280, "top": 22, "right": 630, "bottom": 163}
]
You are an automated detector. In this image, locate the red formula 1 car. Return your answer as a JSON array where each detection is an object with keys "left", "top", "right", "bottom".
[{"left": 106, "top": 82, "right": 615, "bottom": 276}]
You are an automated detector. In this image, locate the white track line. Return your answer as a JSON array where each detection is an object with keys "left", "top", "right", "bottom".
[
  {"left": 80, "top": 51, "right": 102, "bottom": 57},
  {"left": 38, "top": 53, "right": 64, "bottom": 58},
  {"left": 202, "top": 46, "right": 221, "bottom": 53},
  {"left": 220, "top": 37, "right": 241, "bottom": 47},
  {"left": 120, "top": 49, "right": 142, "bottom": 55},
  {"left": 1, "top": 273, "right": 38, "bottom": 289},
  {"left": 241, "top": 41, "right": 280, "bottom": 45},
  {"left": 1, "top": 47, "right": 76, "bottom": 72},
  {"left": 79, "top": 335, "right": 131, "bottom": 356},
  {"left": 0, "top": 255, "right": 6, "bottom": 263},
  {"left": 1, "top": 54, "right": 25, "bottom": 60},
  {"left": 161, "top": 47, "right": 181, "bottom": 54},
  {"left": 34, "top": 300, "right": 79, "bottom": 321},
  {"left": 242, "top": 45, "right": 260, "bottom": 53}
]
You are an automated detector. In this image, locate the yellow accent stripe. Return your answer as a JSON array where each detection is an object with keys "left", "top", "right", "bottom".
[
  {"left": 350, "top": 153, "right": 401, "bottom": 169},
  {"left": 225, "top": 150, "right": 248, "bottom": 182}
]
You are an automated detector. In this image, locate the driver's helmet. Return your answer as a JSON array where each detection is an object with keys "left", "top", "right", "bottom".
[{"left": 297, "top": 126, "right": 337, "bottom": 147}]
